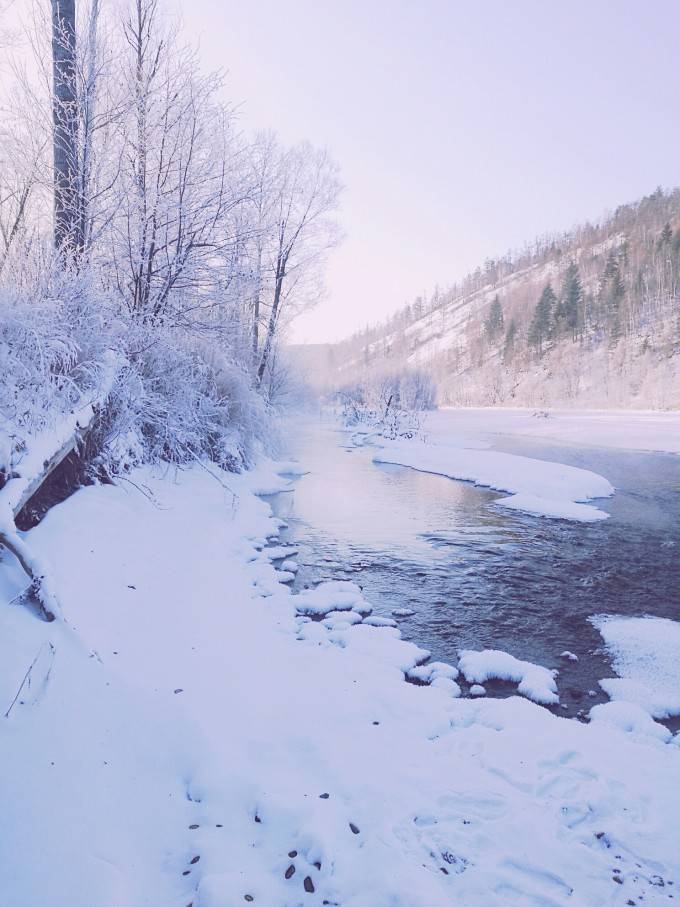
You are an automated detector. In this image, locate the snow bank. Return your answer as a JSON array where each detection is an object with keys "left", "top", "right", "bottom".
[
  {"left": 1, "top": 463, "right": 679, "bottom": 907},
  {"left": 591, "top": 615, "right": 680, "bottom": 718},
  {"left": 374, "top": 439, "right": 614, "bottom": 521},
  {"left": 458, "top": 649, "right": 559, "bottom": 705},
  {"left": 589, "top": 702, "right": 672, "bottom": 743}
]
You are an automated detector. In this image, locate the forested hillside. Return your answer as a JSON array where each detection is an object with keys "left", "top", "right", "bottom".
[{"left": 321, "top": 188, "right": 680, "bottom": 409}]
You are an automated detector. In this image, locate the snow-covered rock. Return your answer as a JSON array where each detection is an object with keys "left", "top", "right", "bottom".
[{"left": 458, "top": 648, "right": 559, "bottom": 705}]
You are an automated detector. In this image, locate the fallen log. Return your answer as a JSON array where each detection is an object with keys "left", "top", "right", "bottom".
[{"left": 0, "top": 351, "right": 121, "bottom": 621}]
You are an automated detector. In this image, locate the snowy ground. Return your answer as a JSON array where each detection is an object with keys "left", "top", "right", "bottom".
[
  {"left": 1, "top": 457, "right": 679, "bottom": 906},
  {"left": 427, "top": 407, "right": 680, "bottom": 455}
]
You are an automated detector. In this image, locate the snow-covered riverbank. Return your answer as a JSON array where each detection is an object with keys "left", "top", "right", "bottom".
[
  {"left": 429, "top": 407, "right": 680, "bottom": 455},
  {"left": 1, "top": 457, "right": 679, "bottom": 906}
]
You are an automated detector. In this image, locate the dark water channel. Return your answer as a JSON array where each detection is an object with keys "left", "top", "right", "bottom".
[{"left": 268, "top": 419, "right": 680, "bottom": 726}]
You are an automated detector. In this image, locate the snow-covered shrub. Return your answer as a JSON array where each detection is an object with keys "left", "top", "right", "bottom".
[
  {"left": 0, "top": 266, "right": 114, "bottom": 466},
  {"left": 0, "top": 261, "right": 272, "bottom": 482},
  {"left": 337, "top": 367, "right": 434, "bottom": 440},
  {"left": 95, "top": 326, "right": 271, "bottom": 474}
]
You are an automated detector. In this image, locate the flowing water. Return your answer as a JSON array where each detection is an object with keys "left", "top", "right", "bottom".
[{"left": 269, "top": 418, "right": 680, "bottom": 725}]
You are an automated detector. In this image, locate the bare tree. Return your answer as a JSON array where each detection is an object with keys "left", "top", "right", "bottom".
[
  {"left": 255, "top": 141, "right": 341, "bottom": 385},
  {"left": 110, "top": 0, "right": 243, "bottom": 323}
]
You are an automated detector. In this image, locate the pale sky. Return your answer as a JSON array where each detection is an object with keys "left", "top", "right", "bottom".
[
  {"left": 5, "top": 1, "right": 680, "bottom": 343},
  {"left": 176, "top": 0, "right": 679, "bottom": 344}
]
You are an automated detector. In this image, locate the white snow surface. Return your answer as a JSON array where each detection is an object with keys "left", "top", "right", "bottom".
[
  {"left": 458, "top": 649, "right": 560, "bottom": 705},
  {"left": 589, "top": 702, "right": 672, "bottom": 743},
  {"left": 0, "top": 459, "right": 679, "bottom": 906},
  {"left": 374, "top": 439, "right": 614, "bottom": 521},
  {"left": 428, "top": 407, "right": 680, "bottom": 455},
  {"left": 592, "top": 615, "right": 680, "bottom": 719}
]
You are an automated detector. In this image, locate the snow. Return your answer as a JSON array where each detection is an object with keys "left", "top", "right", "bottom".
[
  {"left": 374, "top": 439, "right": 614, "bottom": 522},
  {"left": 458, "top": 649, "right": 560, "bottom": 705},
  {"left": 406, "top": 660, "right": 459, "bottom": 683},
  {"left": 591, "top": 615, "right": 680, "bottom": 719},
  {"left": 294, "top": 580, "right": 373, "bottom": 616},
  {"left": 589, "top": 702, "right": 672, "bottom": 743},
  {"left": 429, "top": 407, "right": 680, "bottom": 456},
  {"left": 560, "top": 650, "right": 579, "bottom": 661},
  {"left": 1, "top": 460, "right": 679, "bottom": 906}
]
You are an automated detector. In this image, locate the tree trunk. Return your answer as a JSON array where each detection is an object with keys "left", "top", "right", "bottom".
[
  {"left": 256, "top": 268, "right": 283, "bottom": 384},
  {"left": 51, "top": 0, "right": 81, "bottom": 256}
]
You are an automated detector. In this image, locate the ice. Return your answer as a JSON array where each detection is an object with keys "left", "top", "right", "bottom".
[
  {"left": 469, "top": 684, "right": 487, "bottom": 696},
  {"left": 392, "top": 607, "right": 415, "bottom": 617},
  {"left": 591, "top": 615, "right": 680, "bottom": 718},
  {"left": 458, "top": 649, "right": 559, "bottom": 705}
]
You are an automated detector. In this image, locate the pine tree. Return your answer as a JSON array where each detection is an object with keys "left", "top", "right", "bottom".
[
  {"left": 484, "top": 295, "right": 504, "bottom": 340},
  {"left": 557, "top": 263, "right": 583, "bottom": 339},
  {"left": 600, "top": 254, "right": 625, "bottom": 341},
  {"left": 503, "top": 318, "right": 517, "bottom": 361},
  {"left": 659, "top": 222, "right": 673, "bottom": 247},
  {"left": 528, "top": 284, "right": 556, "bottom": 351}
]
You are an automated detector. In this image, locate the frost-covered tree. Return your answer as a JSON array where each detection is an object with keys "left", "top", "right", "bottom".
[{"left": 255, "top": 141, "right": 341, "bottom": 385}]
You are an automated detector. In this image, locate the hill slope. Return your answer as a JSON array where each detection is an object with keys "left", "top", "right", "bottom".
[{"left": 312, "top": 187, "right": 680, "bottom": 409}]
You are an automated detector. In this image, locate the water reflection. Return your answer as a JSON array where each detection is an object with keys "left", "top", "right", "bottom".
[{"left": 272, "top": 420, "right": 680, "bottom": 725}]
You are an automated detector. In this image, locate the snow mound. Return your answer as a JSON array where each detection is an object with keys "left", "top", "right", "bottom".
[
  {"left": 264, "top": 545, "right": 300, "bottom": 561},
  {"left": 392, "top": 607, "right": 415, "bottom": 617},
  {"left": 294, "top": 580, "right": 372, "bottom": 617},
  {"left": 430, "top": 676, "right": 462, "bottom": 697},
  {"left": 591, "top": 615, "right": 680, "bottom": 718},
  {"left": 589, "top": 702, "right": 672, "bottom": 743},
  {"left": 374, "top": 440, "right": 614, "bottom": 522},
  {"left": 362, "top": 615, "right": 398, "bottom": 628},
  {"left": 280, "top": 559, "right": 299, "bottom": 573},
  {"left": 469, "top": 684, "right": 487, "bottom": 697},
  {"left": 407, "top": 661, "right": 459, "bottom": 683},
  {"left": 322, "top": 610, "right": 364, "bottom": 628},
  {"left": 458, "top": 649, "right": 559, "bottom": 705}
]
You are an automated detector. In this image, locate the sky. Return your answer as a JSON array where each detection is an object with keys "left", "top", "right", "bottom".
[
  {"left": 5, "top": 1, "right": 680, "bottom": 343},
  {"left": 173, "top": 0, "right": 680, "bottom": 344}
]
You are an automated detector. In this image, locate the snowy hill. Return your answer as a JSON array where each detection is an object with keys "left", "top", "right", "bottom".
[{"left": 315, "top": 187, "right": 680, "bottom": 409}]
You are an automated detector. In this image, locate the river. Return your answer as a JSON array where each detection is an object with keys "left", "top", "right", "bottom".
[{"left": 268, "top": 416, "right": 680, "bottom": 726}]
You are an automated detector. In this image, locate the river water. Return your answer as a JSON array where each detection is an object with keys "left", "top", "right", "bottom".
[{"left": 269, "top": 418, "right": 680, "bottom": 725}]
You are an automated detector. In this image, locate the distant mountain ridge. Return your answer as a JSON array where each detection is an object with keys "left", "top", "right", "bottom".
[{"left": 301, "top": 187, "right": 680, "bottom": 409}]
